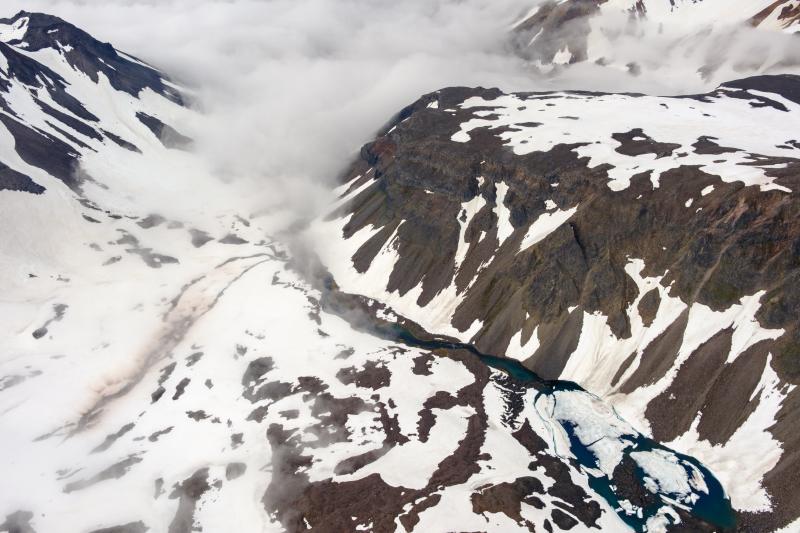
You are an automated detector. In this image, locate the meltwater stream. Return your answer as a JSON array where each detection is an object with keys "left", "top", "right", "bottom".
[
  {"left": 392, "top": 325, "right": 734, "bottom": 531},
  {"left": 315, "top": 277, "right": 736, "bottom": 532}
]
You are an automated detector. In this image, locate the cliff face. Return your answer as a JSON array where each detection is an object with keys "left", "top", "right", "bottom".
[{"left": 311, "top": 75, "right": 800, "bottom": 530}]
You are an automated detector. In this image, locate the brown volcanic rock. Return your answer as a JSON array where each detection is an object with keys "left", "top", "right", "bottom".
[
  {"left": 335, "top": 90, "right": 799, "bottom": 373},
  {"left": 332, "top": 80, "right": 800, "bottom": 380},
  {"left": 645, "top": 328, "right": 733, "bottom": 442},
  {"left": 511, "top": 0, "right": 607, "bottom": 65},
  {"left": 471, "top": 477, "right": 544, "bottom": 528},
  {"left": 523, "top": 308, "right": 584, "bottom": 380},
  {"left": 259, "top": 346, "right": 617, "bottom": 532},
  {"left": 696, "top": 340, "right": 774, "bottom": 445},
  {"left": 618, "top": 310, "right": 689, "bottom": 395},
  {"left": 751, "top": 0, "right": 800, "bottom": 29},
  {"left": 637, "top": 287, "right": 660, "bottom": 327},
  {"left": 323, "top": 76, "right": 800, "bottom": 529}
]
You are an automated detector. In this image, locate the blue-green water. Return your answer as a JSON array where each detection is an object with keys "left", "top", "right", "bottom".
[
  {"left": 383, "top": 324, "right": 735, "bottom": 531},
  {"left": 318, "top": 286, "right": 734, "bottom": 531}
]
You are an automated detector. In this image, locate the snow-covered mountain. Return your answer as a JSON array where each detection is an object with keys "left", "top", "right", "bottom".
[
  {"left": 312, "top": 77, "right": 800, "bottom": 531},
  {"left": 635, "top": 0, "right": 800, "bottom": 30},
  {"left": 0, "top": 10, "right": 745, "bottom": 533},
  {"left": 512, "top": 0, "right": 800, "bottom": 88}
]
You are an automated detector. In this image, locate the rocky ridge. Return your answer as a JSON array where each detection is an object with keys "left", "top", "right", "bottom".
[{"left": 311, "top": 74, "right": 800, "bottom": 531}]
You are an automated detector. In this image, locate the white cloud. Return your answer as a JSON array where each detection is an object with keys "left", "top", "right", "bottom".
[
  {"left": 2, "top": 1, "right": 799, "bottom": 228},
  {"left": 3, "top": 0, "right": 533, "bottom": 218}
]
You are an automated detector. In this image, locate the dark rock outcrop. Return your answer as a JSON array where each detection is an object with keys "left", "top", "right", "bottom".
[{"left": 326, "top": 75, "right": 800, "bottom": 530}]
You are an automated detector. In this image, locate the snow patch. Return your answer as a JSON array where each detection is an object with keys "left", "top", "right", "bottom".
[{"left": 519, "top": 206, "right": 578, "bottom": 253}]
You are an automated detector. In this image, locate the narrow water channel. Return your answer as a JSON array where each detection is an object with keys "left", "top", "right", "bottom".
[{"left": 315, "top": 274, "right": 736, "bottom": 532}]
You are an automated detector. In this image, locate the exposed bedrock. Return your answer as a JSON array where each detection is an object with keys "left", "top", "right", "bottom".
[{"left": 319, "top": 75, "right": 800, "bottom": 530}]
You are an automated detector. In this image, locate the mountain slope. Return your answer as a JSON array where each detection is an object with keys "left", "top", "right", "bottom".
[
  {"left": 0, "top": 11, "right": 182, "bottom": 194},
  {"left": 512, "top": 0, "right": 800, "bottom": 87},
  {"left": 311, "top": 76, "right": 800, "bottom": 531},
  {"left": 0, "top": 11, "right": 738, "bottom": 533}
]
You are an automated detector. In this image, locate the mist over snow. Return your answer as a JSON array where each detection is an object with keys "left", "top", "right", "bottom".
[
  {"left": 523, "top": 7, "right": 800, "bottom": 95},
  {"left": 4, "top": 0, "right": 799, "bottom": 229},
  {"left": 2, "top": 0, "right": 536, "bottom": 229}
]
